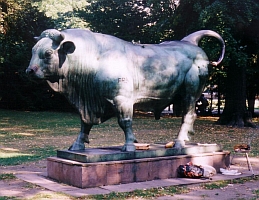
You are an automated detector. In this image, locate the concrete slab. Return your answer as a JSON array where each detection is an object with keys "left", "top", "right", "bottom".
[
  {"left": 15, "top": 165, "right": 259, "bottom": 197},
  {"left": 16, "top": 173, "right": 111, "bottom": 197},
  {"left": 47, "top": 151, "right": 229, "bottom": 188}
]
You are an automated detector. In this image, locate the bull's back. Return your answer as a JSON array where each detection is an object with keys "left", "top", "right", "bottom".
[{"left": 128, "top": 42, "right": 207, "bottom": 97}]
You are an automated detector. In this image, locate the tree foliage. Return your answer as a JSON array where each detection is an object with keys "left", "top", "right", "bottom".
[
  {"left": 168, "top": 0, "right": 259, "bottom": 126},
  {"left": 198, "top": 0, "right": 259, "bottom": 126},
  {"left": 77, "top": 0, "right": 179, "bottom": 43},
  {"left": 0, "top": 0, "right": 68, "bottom": 110},
  {"left": 34, "top": 0, "right": 89, "bottom": 29},
  {"left": 1, "top": 0, "right": 259, "bottom": 124}
]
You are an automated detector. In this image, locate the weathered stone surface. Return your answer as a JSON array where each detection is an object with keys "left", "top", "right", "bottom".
[
  {"left": 47, "top": 145, "right": 230, "bottom": 188},
  {"left": 57, "top": 143, "right": 222, "bottom": 163}
]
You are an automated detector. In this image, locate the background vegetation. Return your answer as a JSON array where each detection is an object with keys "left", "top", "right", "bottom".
[{"left": 1, "top": 0, "right": 259, "bottom": 127}]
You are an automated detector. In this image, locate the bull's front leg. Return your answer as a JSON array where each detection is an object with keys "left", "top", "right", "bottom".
[
  {"left": 118, "top": 117, "right": 136, "bottom": 151},
  {"left": 69, "top": 120, "right": 92, "bottom": 151},
  {"left": 114, "top": 96, "right": 137, "bottom": 152}
]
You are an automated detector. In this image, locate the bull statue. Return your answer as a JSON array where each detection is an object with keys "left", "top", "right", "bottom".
[{"left": 26, "top": 29, "right": 225, "bottom": 152}]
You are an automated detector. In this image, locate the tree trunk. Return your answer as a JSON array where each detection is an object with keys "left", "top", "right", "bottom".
[
  {"left": 218, "top": 63, "right": 255, "bottom": 127},
  {"left": 247, "top": 88, "right": 256, "bottom": 117}
]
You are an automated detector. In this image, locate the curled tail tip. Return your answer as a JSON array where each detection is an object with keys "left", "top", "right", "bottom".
[{"left": 210, "top": 61, "right": 218, "bottom": 66}]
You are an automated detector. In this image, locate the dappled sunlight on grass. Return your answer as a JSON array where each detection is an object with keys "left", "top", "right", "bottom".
[
  {"left": 28, "top": 192, "right": 72, "bottom": 200},
  {"left": 1, "top": 109, "right": 259, "bottom": 166},
  {"left": 196, "top": 116, "right": 219, "bottom": 122},
  {"left": 0, "top": 122, "right": 9, "bottom": 126},
  {"left": 0, "top": 149, "right": 34, "bottom": 165},
  {"left": 14, "top": 132, "right": 35, "bottom": 136},
  {"left": 191, "top": 117, "right": 259, "bottom": 156},
  {"left": 0, "top": 127, "right": 22, "bottom": 131},
  {"left": 0, "top": 151, "right": 32, "bottom": 158},
  {"left": 0, "top": 146, "right": 57, "bottom": 166},
  {"left": 0, "top": 147, "right": 19, "bottom": 152}
]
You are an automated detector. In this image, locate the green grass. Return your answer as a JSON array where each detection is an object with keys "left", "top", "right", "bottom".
[
  {"left": 26, "top": 192, "right": 73, "bottom": 200},
  {"left": 0, "top": 173, "right": 16, "bottom": 180},
  {"left": 201, "top": 176, "right": 259, "bottom": 190},
  {"left": 0, "top": 110, "right": 80, "bottom": 166},
  {"left": 86, "top": 186, "right": 190, "bottom": 200},
  {"left": 1, "top": 109, "right": 259, "bottom": 166},
  {"left": 201, "top": 181, "right": 229, "bottom": 190},
  {"left": 0, "top": 197, "right": 18, "bottom": 200},
  {"left": 0, "top": 146, "right": 56, "bottom": 166},
  {"left": 253, "top": 189, "right": 259, "bottom": 198}
]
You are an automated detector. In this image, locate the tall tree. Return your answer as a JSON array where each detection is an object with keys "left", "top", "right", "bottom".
[
  {"left": 245, "top": 19, "right": 259, "bottom": 117},
  {"left": 0, "top": 0, "right": 62, "bottom": 110},
  {"left": 172, "top": 0, "right": 259, "bottom": 127},
  {"left": 199, "top": 1, "right": 259, "bottom": 127}
]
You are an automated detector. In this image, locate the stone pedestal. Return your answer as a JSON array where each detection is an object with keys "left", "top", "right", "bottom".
[{"left": 47, "top": 143, "right": 230, "bottom": 188}]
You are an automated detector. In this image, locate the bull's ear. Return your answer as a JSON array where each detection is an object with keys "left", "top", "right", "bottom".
[{"left": 61, "top": 41, "right": 76, "bottom": 54}]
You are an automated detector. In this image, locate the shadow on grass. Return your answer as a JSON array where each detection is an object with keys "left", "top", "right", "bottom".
[{"left": 0, "top": 146, "right": 56, "bottom": 166}]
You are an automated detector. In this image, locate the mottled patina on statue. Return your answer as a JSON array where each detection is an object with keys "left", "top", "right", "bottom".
[{"left": 26, "top": 29, "right": 225, "bottom": 152}]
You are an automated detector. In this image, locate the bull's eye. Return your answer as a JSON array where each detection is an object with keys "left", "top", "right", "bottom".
[{"left": 45, "top": 50, "right": 53, "bottom": 58}]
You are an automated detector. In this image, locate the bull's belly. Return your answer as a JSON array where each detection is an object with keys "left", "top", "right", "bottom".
[{"left": 133, "top": 97, "right": 172, "bottom": 113}]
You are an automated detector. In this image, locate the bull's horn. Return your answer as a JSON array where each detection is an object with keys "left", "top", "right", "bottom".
[{"left": 36, "top": 29, "right": 64, "bottom": 44}]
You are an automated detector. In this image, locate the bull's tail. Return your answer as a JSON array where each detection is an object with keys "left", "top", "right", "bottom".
[{"left": 181, "top": 30, "right": 225, "bottom": 66}]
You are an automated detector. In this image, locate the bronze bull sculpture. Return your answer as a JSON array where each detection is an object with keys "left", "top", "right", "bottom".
[{"left": 26, "top": 29, "right": 225, "bottom": 151}]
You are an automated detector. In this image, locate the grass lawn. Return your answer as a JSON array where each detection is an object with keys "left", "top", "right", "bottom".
[{"left": 0, "top": 109, "right": 259, "bottom": 166}]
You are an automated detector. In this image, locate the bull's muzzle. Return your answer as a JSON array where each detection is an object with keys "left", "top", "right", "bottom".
[{"left": 26, "top": 66, "right": 38, "bottom": 75}]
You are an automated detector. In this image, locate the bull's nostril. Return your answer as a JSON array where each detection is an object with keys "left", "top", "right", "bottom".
[
  {"left": 26, "top": 68, "right": 34, "bottom": 74},
  {"left": 26, "top": 65, "right": 39, "bottom": 75}
]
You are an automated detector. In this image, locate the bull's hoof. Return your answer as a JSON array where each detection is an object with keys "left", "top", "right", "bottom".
[
  {"left": 177, "top": 135, "right": 190, "bottom": 142},
  {"left": 68, "top": 142, "right": 85, "bottom": 151},
  {"left": 173, "top": 139, "right": 185, "bottom": 149},
  {"left": 121, "top": 143, "right": 136, "bottom": 152}
]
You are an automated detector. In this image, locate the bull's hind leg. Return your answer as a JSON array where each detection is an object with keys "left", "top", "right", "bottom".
[
  {"left": 69, "top": 120, "right": 92, "bottom": 151},
  {"left": 114, "top": 96, "right": 137, "bottom": 152},
  {"left": 177, "top": 107, "right": 196, "bottom": 141},
  {"left": 175, "top": 66, "right": 207, "bottom": 148},
  {"left": 173, "top": 96, "right": 197, "bottom": 148}
]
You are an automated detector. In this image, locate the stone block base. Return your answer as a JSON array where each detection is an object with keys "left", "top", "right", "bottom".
[{"left": 47, "top": 151, "right": 230, "bottom": 188}]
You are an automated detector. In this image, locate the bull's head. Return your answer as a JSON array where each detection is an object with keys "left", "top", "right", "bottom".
[{"left": 26, "top": 29, "right": 75, "bottom": 80}]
